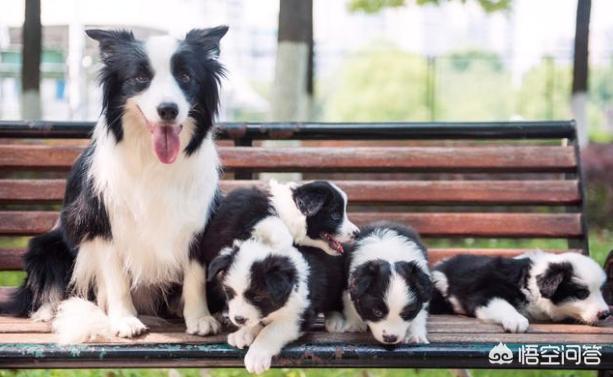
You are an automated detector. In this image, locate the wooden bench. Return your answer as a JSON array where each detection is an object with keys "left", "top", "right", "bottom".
[{"left": 0, "top": 120, "right": 611, "bottom": 370}]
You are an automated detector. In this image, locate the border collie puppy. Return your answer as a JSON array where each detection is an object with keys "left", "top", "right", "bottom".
[
  {"left": 430, "top": 251, "right": 611, "bottom": 332},
  {"left": 198, "top": 180, "right": 359, "bottom": 259},
  {"left": 327, "top": 222, "right": 433, "bottom": 345},
  {"left": 207, "top": 239, "right": 344, "bottom": 374},
  {"left": 1, "top": 27, "right": 228, "bottom": 341}
]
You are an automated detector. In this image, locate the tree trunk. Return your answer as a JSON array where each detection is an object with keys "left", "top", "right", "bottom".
[
  {"left": 266, "top": 0, "right": 313, "bottom": 182},
  {"left": 571, "top": 0, "right": 591, "bottom": 147},
  {"left": 271, "top": 0, "right": 313, "bottom": 121},
  {"left": 21, "top": 0, "right": 42, "bottom": 120}
]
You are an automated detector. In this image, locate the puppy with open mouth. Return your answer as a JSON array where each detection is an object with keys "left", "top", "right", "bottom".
[
  {"left": 326, "top": 222, "right": 433, "bottom": 345},
  {"left": 207, "top": 238, "right": 345, "bottom": 374}
]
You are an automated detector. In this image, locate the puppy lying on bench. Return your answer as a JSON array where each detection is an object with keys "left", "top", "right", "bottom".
[
  {"left": 207, "top": 239, "right": 344, "bottom": 374},
  {"left": 326, "top": 222, "right": 433, "bottom": 345},
  {"left": 430, "top": 250, "right": 611, "bottom": 332}
]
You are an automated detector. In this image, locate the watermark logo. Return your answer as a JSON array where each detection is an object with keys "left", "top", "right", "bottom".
[
  {"left": 488, "top": 342, "right": 513, "bottom": 365},
  {"left": 487, "top": 343, "right": 602, "bottom": 366}
]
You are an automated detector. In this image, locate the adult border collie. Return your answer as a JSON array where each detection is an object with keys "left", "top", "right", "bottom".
[
  {"left": 1, "top": 27, "right": 228, "bottom": 339},
  {"left": 430, "top": 251, "right": 610, "bottom": 332}
]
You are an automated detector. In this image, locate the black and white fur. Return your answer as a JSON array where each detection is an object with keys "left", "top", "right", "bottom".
[
  {"left": 207, "top": 239, "right": 345, "bottom": 374},
  {"left": 0, "top": 27, "right": 229, "bottom": 342},
  {"left": 430, "top": 251, "right": 611, "bottom": 333},
  {"left": 198, "top": 180, "right": 358, "bottom": 260},
  {"left": 327, "top": 222, "right": 433, "bottom": 345}
]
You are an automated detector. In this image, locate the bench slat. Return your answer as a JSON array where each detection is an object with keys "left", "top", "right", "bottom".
[
  {"left": 0, "top": 179, "right": 581, "bottom": 205},
  {"left": 0, "top": 247, "right": 583, "bottom": 271},
  {"left": 0, "top": 145, "right": 577, "bottom": 172},
  {"left": 0, "top": 314, "right": 610, "bottom": 334},
  {"left": 0, "top": 211, "right": 582, "bottom": 237}
]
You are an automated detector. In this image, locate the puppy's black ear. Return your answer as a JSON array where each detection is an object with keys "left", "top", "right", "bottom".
[
  {"left": 349, "top": 260, "right": 389, "bottom": 298},
  {"left": 185, "top": 26, "right": 229, "bottom": 58},
  {"left": 293, "top": 183, "right": 329, "bottom": 217},
  {"left": 537, "top": 262, "right": 571, "bottom": 299},
  {"left": 262, "top": 257, "right": 297, "bottom": 305},
  {"left": 86, "top": 29, "right": 135, "bottom": 62},
  {"left": 207, "top": 251, "right": 235, "bottom": 282},
  {"left": 395, "top": 262, "right": 433, "bottom": 302}
]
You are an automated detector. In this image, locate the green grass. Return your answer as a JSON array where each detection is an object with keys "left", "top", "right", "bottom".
[{"left": 0, "top": 369, "right": 601, "bottom": 377}]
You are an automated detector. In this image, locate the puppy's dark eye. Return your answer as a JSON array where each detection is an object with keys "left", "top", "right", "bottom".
[
  {"left": 372, "top": 309, "right": 384, "bottom": 319},
  {"left": 576, "top": 289, "right": 589, "bottom": 300},
  {"left": 251, "top": 295, "right": 265, "bottom": 303},
  {"left": 331, "top": 212, "right": 341, "bottom": 221},
  {"left": 134, "top": 74, "right": 150, "bottom": 83},
  {"left": 178, "top": 72, "right": 191, "bottom": 83}
]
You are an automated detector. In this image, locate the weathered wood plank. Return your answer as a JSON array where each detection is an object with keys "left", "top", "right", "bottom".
[
  {"left": 0, "top": 179, "right": 582, "bottom": 205},
  {"left": 0, "top": 145, "right": 577, "bottom": 172},
  {"left": 0, "top": 211, "right": 582, "bottom": 237},
  {"left": 0, "top": 315, "right": 610, "bottom": 335}
]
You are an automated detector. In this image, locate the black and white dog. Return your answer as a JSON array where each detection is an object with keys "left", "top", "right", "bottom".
[
  {"left": 198, "top": 180, "right": 359, "bottom": 259},
  {"left": 430, "top": 251, "right": 611, "bottom": 332},
  {"left": 207, "top": 239, "right": 345, "bottom": 374},
  {"left": 326, "top": 222, "right": 433, "bottom": 345},
  {"left": 0, "top": 27, "right": 228, "bottom": 341}
]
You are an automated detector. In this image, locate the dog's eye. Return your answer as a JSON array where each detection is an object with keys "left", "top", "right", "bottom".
[
  {"left": 331, "top": 212, "right": 341, "bottom": 221},
  {"left": 178, "top": 73, "right": 191, "bottom": 83},
  {"left": 372, "top": 309, "right": 384, "bottom": 318},
  {"left": 251, "top": 295, "right": 265, "bottom": 303},
  {"left": 134, "top": 74, "right": 150, "bottom": 83},
  {"left": 576, "top": 289, "right": 589, "bottom": 300}
]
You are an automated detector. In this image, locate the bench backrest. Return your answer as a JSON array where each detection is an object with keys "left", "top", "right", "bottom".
[{"left": 0, "top": 121, "right": 588, "bottom": 271}]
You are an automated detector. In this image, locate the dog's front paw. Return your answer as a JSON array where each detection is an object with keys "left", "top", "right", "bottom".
[
  {"left": 228, "top": 327, "right": 257, "bottom": 349},
  {"left": 185, "top": 315, "right": 221, "bottom": 336},
  {"left": 404, "top": 333, "right": 429, "bottom": 344},
  {"left": 111, "top": 316, "right": 148, "bottom": 338},
  {"left": 244, "top": 346, "right": 275, "bottom": 375},
  {"left": 324, "top": 311, "right": 347, "bottom": 333},
  {"left": 501, "top": 314, "right": 529, "bottom": 333}
]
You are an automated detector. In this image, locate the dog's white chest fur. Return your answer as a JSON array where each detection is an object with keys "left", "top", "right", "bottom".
[{"left": 90, "top": 122, "right": 219, "bottom": 287}]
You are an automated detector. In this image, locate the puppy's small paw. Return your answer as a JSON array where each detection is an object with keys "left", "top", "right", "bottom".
[
  {"left": 111, "top": 316, "right": 148, "bottom": 338},
  {"left": 502, "top": 315, "right": 529, "bottom": 333},
  {"left": 324, "top": 312, "right": 347, "bottom": 333},
  {"left": 185, "top": 315, "right": 221, "bottom": 336},
  {"left": 244, "top": 347, "right": 274, "bottom": 375},
  {"left": 404, "top": 333, "right": 429, "bottom": 344},
  {"left": 228, "top": 327, "right": 257, "bottom": 349},
  {"left": 30, "top": 304, "right": 55, "bottom": 322},
  {"left": 343, "top": 319, "right": 368, "bottom": 333}
]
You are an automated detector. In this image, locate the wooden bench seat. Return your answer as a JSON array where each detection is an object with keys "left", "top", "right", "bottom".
[{"left": 0, "top": 120, "right": 610, "bottom": 370}]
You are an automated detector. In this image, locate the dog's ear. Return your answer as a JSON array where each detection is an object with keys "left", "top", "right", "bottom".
[
  {"left": 261, "top": 257, "right": 297, "bottom": 305},
  {"left": 207, "top": 249, "right": 235, "bottom": 282},
  {"left": 185, "top": 26, "right": 229, "bottom": 58},
  {"left": 349, "top": 260, "right": 389, "bottom": 298},
  {"left": 395, "top": 262, "right": 433, "bottom": 302},
  {"left": 293, "top": 183, "right": 329, "bottom": 217},
  {"left": 537, "top": 262, "right": 571, "bottom": 299},
  {"left": 86, "top": 29, "right": 135, "bottom": 62}
]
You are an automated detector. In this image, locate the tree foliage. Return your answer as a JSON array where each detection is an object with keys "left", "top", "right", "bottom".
[{"left": 347, "top": 0, "right": 511, "bottom": 14}]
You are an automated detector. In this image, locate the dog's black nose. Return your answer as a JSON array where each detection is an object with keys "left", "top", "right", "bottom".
[
  {"left": 382, "top": 334, "right": 397, "bottom": 343},
  {"left": 597, "top": 310, "right": 610, "bottom": 320},
  {"left": 157, "top": 102, "right": 178, "bottom": 122},
  {"left": 234, "top": 315, "right": 247, "bottom": 325},
  {"left": 352, "top": 229, "right": 360, "bottom": 238}
]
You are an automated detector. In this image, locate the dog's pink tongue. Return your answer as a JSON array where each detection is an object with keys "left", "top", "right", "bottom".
[{"left": 152, "top": 125, "right": 181, "bottom": 164}]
